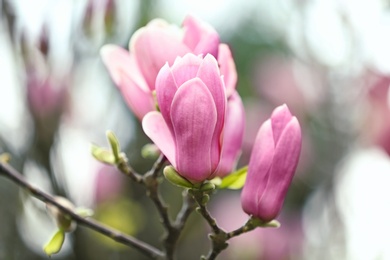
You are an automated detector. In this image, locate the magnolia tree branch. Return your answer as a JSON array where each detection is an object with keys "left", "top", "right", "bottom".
[
  {"left": 174, "top": 191, "right": 195, "bottom": 229},
  {"left": 116, "top": 154, "right": 195, "bottom": 260},
  {"left": 189, "top": 189, "right": 264, "bottom": 260},
  {"left": 189, "top": 190, "right": 227, "bottom": 260},
  {"left": 0, "top": 161, "right": 165, "bottom": 260},
  {"left": 162, "top": 190, "right": 196, "bottom": 259}
]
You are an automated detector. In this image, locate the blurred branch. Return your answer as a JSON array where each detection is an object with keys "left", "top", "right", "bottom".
[{"left": 0, "top": 161, "right": 165, "bottom": 260}]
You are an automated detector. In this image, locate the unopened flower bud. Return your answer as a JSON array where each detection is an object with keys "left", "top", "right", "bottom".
[{"left": 241, "top": 104, "right": 302, "bottom": 222}]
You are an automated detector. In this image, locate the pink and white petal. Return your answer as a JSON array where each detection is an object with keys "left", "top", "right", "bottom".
[
  {"left": 214, "top": 93, "right": 245, "bottom": 177},
  {"left": 218, "top": 44, "right": 237, "bottom": 97},
  {"left": 119, "top": 72, "right": 155, "bottom": 120},
  {"left": 171, "top": 53, "right": 203, "bottom": 87},
  {"left": 171, "top": 78, "right": 217, "bottom": 182},
  {"left": 182, "top": 15, "right": 220, "bottom": 57},
  {"left": 142, "top": 111, "right": 176, "bottom": 166},
  {"left": 155, "top": 63, "right": 178, "bottom": 132},
  {"left": 241, "top": 119, "right": 275, "bottom": 216},
  {"left": 270, "top": 104, "right": 293, "bottom": 144},
  {"left": 182, "top": 15, "right": 203, "bottom": 51},
  {"left": 131, "top": 26, "right": 191, "bottom": 90},
  {"left": 100, "top": 44, "right": 149, "bottom": 92},
  {"left": 197, "top": 54, "right": 227, "bottom": 169},
  {"left": 100, "top": 45, "right": 154, "bottom": 119}
]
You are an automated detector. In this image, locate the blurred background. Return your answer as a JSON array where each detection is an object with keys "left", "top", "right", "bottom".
[{"left": 1, "top": 0, "right": 390, "bottom": 259}]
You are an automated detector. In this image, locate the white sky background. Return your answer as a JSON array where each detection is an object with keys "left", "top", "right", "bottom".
[{"left": 2, "top": 0, "right": 390, "bottom": 258}]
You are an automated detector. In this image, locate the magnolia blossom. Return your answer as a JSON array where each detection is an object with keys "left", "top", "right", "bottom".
[
  {"left": 215, "top": 92, "right": 245, "bottom": 177},
  {"left": 143, "top": 53, "right": 230, "bottom": 182},
  {"left": 101, "top": 15, "right": 237, "bottom": 120},
  {"left": 241, "top": 104, "right": 301, "bottom": 221}
]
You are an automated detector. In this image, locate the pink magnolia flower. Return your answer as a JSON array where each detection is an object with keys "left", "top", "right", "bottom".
[
  {"left": 101, "top": 15, "right": 237, "bottom": 120},
  {"left": 142, "top": 53, "right": 227, "bottom": 183},
  {"left": 241, "top": 104, "right": 302, "bottom": 221}
]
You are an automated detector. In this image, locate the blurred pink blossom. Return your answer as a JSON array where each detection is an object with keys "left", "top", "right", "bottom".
[
  {"left": 101, "top": 15, "right": 237, "bottom": 120},
  {"left": 93, "top": 163, "right": 124, "bottom": 204},
  {"left": 360, "top": 72, "right": 390, "bottom": 155},
  {"left": 26, "top": 68, "right": 67, "bottom": 120}
]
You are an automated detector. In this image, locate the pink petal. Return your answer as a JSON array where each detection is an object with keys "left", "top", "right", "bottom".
[
  {"left": 241, "top": 119, "right": 275, "bottom": 216},
  {"left": 270, "top": 104, "right": 293, "bottom": 144},
  {"left": 101, "top": 45, "right": 148, "bottom": 91},
  {"left": 218, "top": 44, "right": 237, "bottom": 97},
  {"left": 182, "top": 15, "right": 220, "bottom": 57},
  {"left": 197, "top": 54, "right": 227, "bottom": 170},
  {"left": 100, "top": 45, "right": 154, "bottom": 119},
  {"left": 256, "top": 117, "right": 302, "bottom": 221},
  {"left": 171, "top": 78, "right": 217, "bottom": 182},
  {"left": 155, "top": 63, "right": 179, "bottom": 133},
  {"left": 142, "top": 111, "right": 176, "bottom": 166},
  {"left": 171, "top": 53, "right": 203, "bottom": 87},
  {"left": 214, "top": 92, "right": 245, "bottom": 177},
  {"left": 131, "top": 24, "right": 191, "bottom": 90}
]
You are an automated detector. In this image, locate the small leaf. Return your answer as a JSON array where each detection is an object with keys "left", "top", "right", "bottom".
[
  {"left": 106, "top": 130, "right": 121, "bottom": 161},
  {"left": 200, "top": 182, "right": 215, "bottom": 191},
  {"left": 219, "top": 166, "right": 248, "bottom": 189},
  {"left": 75, "top": 207, "right": 94, "bottom": 218},
  {"left": 249, "top": 217, "right": 281, "bottom": 229},
  {"left": 262, "top": 219, "right": 281, "bottom": 228},
  {"left": 91, "top": 144, "right": 116, "bottom": 164},
  {"left": 141, "top": 143, "right": 161, "bottom": 159},
  {"left": 163, "top": 166, "right": 193, "bottom": 188},
  {"left": 43, "top": 230, "right": 65, "bottom": 256}
]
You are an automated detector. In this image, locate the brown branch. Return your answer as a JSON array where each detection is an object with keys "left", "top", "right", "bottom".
[
  {"left": 174, "top": 191, "right": 195, "bottom": 229},
  {"left": 0, "top": 161, "right": 164, "bottom": 260},
  {"left": 189, "top": 189, "right": 230, "bottom": 260},
  {"left": 116, "top": 154, "right": 197, "bottom": 259}
]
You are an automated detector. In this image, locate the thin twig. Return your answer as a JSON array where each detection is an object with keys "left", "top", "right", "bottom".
[
  {"left": 143, "top": 155, "right": 180, "bottom": 259},
  {"left": 0, "top": 162, "right": 164, "bottom": 260},
  {"left": 142, "top": 155, "right": 173, "bottom": 231},
  {"left": 174, "top": 191, "right": 195, "bottom": 229},
  {"left": 116, "top": 154, "right": 196, "bottom": 259},
  {"left": 159, "top": 190, "right": 196, "bottom": 259},
  {"left": 150, "top": 154, "right": 166, "bottom": 178},
  {"left": 189, "top": 189, "right": 231, "bottom": 260},
  {"left": 190, "top": 190, "right": 220, "bottom": 234},
  {"left": 226, "top": 225, "right": 253, "bottom": 239},
  {"left": 116, "top": 157, "right": 143, "bottom": 183}
]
